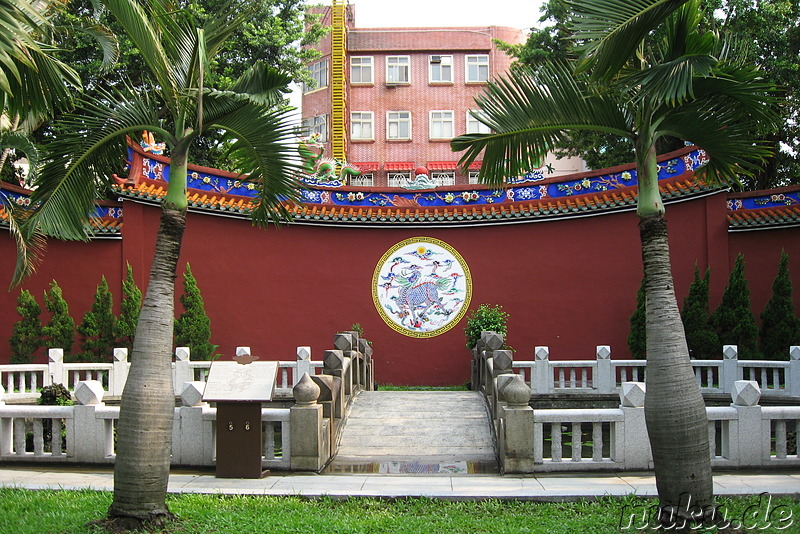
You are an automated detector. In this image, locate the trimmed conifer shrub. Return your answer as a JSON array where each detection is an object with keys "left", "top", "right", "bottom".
[
  {"left": 759, "top": 251, "right": 800, "bottom": 360},
  {"left": 116, "top": 263, "right": 142, "bottom": 352},
  {"left": 175, "top": 264, "right": 218, "bottom": 360},
  {"left": 712, "top": 253, "right": 760, "bottom": 359},
  {"left": 10, "top": 290, "right": 43, "bottom": 364},
  {"left": 77, "top": 276, "right": 118, "bottom": 362},
  {"left": 681, "top": 265, "right": 719, "bottom": 359},
  {"left": 627, "top": 276, "right": 646, "bottom": 359},
  {"left": 42, "top": 280, "right": 75, "bottom": 359}
]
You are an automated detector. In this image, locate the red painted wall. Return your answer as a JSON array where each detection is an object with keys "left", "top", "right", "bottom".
[{"left": 2, "top": 191, "right": 799, "bottom": 385}]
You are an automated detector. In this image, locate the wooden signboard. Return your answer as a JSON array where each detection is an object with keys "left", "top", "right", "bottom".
[{"left": 203, "top": 361, "right": 278, "bottom": 478}]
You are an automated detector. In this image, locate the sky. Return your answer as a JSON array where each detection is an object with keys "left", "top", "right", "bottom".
[{"left": 347, "top": 0, "right": 546, "bottom": 31}]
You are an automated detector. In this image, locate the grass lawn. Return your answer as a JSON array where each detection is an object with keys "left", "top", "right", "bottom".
[{"left": 2, "top": 489, "right": 798, "bottom": 533}]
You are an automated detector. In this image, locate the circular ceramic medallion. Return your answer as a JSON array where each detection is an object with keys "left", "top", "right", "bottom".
[{"left": 372, "top": 237, "right": 472, "bottom": 338}]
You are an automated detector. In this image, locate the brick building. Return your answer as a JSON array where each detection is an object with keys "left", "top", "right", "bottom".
[{"left": 301, "top": 2, "right": 584, "bottom": 188}]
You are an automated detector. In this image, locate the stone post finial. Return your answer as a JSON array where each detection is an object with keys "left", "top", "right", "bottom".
[
  {"left": 732, "top": 380, "right": 761, "bottom": 407},
  {"left": 293, "top": 373, "right": 320, "bottom": 406},
  {"left": 484, "top": 332, "right": 504, "bottom": 351},
  {"left": 297, "top": 346, "right": 311, "bottom": 361},
  {"left": 74, "top": 380, "right": 104, "bottom": 406},
  {"left": 790, "top": 346, "right": 800, "bottom": 361},
  {"left": 323, "top": 350, "right": 345, "bottom": 371},
  {"left": 534, "top": 346, "right": 550, "bottom": 361},
  {"left": 723, "top": 345, "right": 738, "bottom": 360},
  {"left": 596, "top": 346, "right": 611, "bottom": 360},
  {"left": 175, "top": 346, "right": 191, "bottom": 361},
  {"left": 333, "top": 333, "right": 353, "bottom": 352},
  {"left": 620, "top": 382, "right": 646, "bottom": 408},
  {"left": 48, "top": 348, "right": 64, "bottom": 363},
  {"left": 500, "top": 374, "right": 531, "bottom": 407},
  {"left": 113, "top": 348, "right": 128, "bottom": 362},
  {"left": 180, "top": 381, "right": 206, "bottom": 407}
]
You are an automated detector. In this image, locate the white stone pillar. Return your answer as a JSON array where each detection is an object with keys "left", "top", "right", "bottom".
[
  {"left": 111, "top": 348, "right": 129, "bottom": 396},
  {"left": 499, "top": 374, "right": 535, "bottom": 473},
  {"left": 176, "top": 382, "right": 209, "bottom": 466},
  {"left": 533, "top": 346, "right": 551, "bottom": 394},
  {"left": 788, "top": 346, "right": 800, "bottom": 397},
  {"left": 296, "top": 347, "right": 312, "bottom": 386},
  {"left": 619, "top": 382, "right": 652, "bottom": 469},
  {"left": 595, "top": 346, "right": 612, "bottom": 393},
  {"left": 722, "top": 345, "right": 739, "bottom": 394},
  {"left": 174, "top": 347, "right": 192, "bottom": 395},
  {"left": 71, "top": 381, "right": 110, "bottom": 463},
  {"left": 730, "top": 380, "right": 764, "bottom": 467},
  {"left": 48, "top": 349, "right": 64, "bottom": 387},
  {"left": 290, "top": 373, "right": 327, "bottom": 471}
]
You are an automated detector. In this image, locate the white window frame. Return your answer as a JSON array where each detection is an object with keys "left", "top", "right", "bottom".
[
  {"left": 428, "top": 54, "right": 453, "bottom": 83},
  {"left": 350, "top": 56, "right": 373, "bottom": 84},
  {"left": 467, "top": 110, "right": 491, "bottom": 134},
  {"left": 305, "top": 59, "right": 328, "bottom": 92},
  {"left": 350, "top": 173, "right": 374, "bottom": 187},
  {"left": 386, "top": 55, "right": 411, "bottom": 84},
  {"left": 388, "top": 171, "right": 412, "bottom": 187},
  {"left": 387, "top": 111, "right": 412, "bottom": 140},
  {"left": 468, "top": 170, "right": 481, "bottom": 184},
  {"left": 350, "top": 111, "right": 374, "bottom": 141},
  {"left": 429, "top": 110, "right": 454, "bottom": 140},
  {"left": 465, "top": 54, "right": 489, "bottom": 83},
  {"left": 302, "top": 115, "right": 328, "bottom": 142},
  {"left": 431, "top": 171, "right": 456, "bottom": 186}
]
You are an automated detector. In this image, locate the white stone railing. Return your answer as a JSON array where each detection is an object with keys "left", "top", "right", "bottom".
[
  {"left": 0, "top": 380, "right": 291, "bottom": 469},
  {"left": 0, "top": 346, "right": 327, "bottom": 401},
  {"left": 509, "top": 345, "right": 800, "bottom": 398}
]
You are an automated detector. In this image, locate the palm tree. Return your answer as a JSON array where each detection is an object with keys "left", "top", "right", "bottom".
[
  {"left": 11, "top": 0, "right": 302, "bottom": 527},
  {"left": 452, "top": 0, "right": 779, "bottom": 522}
]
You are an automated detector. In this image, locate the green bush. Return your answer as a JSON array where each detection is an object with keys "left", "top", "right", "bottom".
[
  {"left": 464, "top": 304, "right": 509, "bottom": 350},
  {"left": 116, "top": 262, "right": 142, "bottom": 352},
  {"left": 38, "top": 384, "right": 73, "bottom": 406},
  {"left": 759, "top": 251, "right": 800, "bottom": 360},
  {"left": 77, "top": 276, "right": 118, "bottom": 362},
  {"left": 627, "top": 276, "right": 646, "bottom": 359},
  {"left": 681, "top": 265, "right": 719, "bottom": 359},
  {"left": 712, "top": 253, "right": 760, "bottom": 359},
  {"left": 175, "top": 264, "right": 218, "bottom": 360},
  {"left": 42, "top": 280, "right": 75, "bottom": 358},
  {"left": 9, "top": 290, "right": 43, "bottom": 364}
]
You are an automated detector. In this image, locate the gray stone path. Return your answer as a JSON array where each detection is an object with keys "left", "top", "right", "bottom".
[{"left": 326, "top": 391, "right": 498, "bottom": 474}]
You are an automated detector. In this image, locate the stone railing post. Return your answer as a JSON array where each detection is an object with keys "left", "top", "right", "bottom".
[
  {"left": 619, "top": 382, "right": 651, "bottom": 469},
  {"left": 533, "top": 346, "right": 551, "bottom": 394},
  {"left": 296, "top": 347, "right": 312, "bottom": 386},
  {"left": 175, "top": 382, "right": 211, "bottom": 466},
  {"left": 722, "top": 345, "right": 739, "bottom": 394},
  {"left": 111, "top": 348, "right": 129, "bottom": 396},
  {"left": 789, "top": 346, "right": 800, "bottom": 397},
  {"left": 335, "top": 332, "right": 359, "bottom": 393},
  {"left": 0, "top": 385, "right": 8, "bottom": 455},
  {"left": 481, "top": 332, "right": 504, "bottom": 397},
  {"left": 173, "top": 347, "right": 192, "bottom": 395},
  {"left": 48, "top": 349, "right": 64, "bottom": 388},
  {"left": 358, "top": 338, "right": 374, "bottom": 390},
  {"left": 498, "top": 374, "right": 535, "bottom": 473},
  {"left": 70, "top": 381, "right": 111, "bottom": 463},
  {"left": 0, "top": 384, "right": 5, "bottom": 406},
  {"left": 595, "top": 346, "right": 612, "bottom": 393},
  {"left": 729, "top": 380, "right": 764, "bottom": 467},
  {"left": 330, "top": 335, "right": 354, "bottom": 396},
  {"left": 290, "top": 373, "right": 328, "bottom": 471}
]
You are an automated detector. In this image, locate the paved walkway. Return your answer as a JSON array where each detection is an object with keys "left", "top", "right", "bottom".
[
  {"left": 327, "top": 391, "right": 497, "bottom": 474},
  {"left": 1, "top": 465, "right": 798, "bottom": 500}
]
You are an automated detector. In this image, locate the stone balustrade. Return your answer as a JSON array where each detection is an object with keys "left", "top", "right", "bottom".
[
  {"left": 475, "top": 331, "right": 800, "bottom": 474},
  {"left": 0, "top": 331, "right": 375, "bottom": 472}
]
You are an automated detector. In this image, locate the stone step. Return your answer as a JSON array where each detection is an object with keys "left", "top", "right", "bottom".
[{"left": 325, "top": 390, "right": 498, "bottom": 475}]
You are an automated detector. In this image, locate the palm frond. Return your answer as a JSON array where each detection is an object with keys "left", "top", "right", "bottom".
[
  {"left": 205, "top": 101, "right": 303, "bottom": 227},
  {"left": 1, "top": 193, "right": 47, "bottom": 288},
  {"left": 0, "top": 130, "right": 40, "bottom": 182},
  {"left": 567, "top": 0, "right": 691, "bottom": 80},
  {"left": 229, "top": 62, "right": 292, "bottom": 108},
  {"left": 451, "top": 63, "right": 631, "bottom": 185},
  {"left": 61, "top": 21, "right": 120, "bottom": 73}
]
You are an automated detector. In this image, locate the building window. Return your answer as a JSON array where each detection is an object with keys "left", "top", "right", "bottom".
[
  {"left": 350, "top": 173, "right": 374, "bottom": 187},
  {"left": 429, "top": 55, "right": 452, "bottom": 83},
  {"left": 432, "top": 171, "right": 456, "bottom": 186},
  {"left": 466, "top": 54, "right": 489, "bottom": 83},
  {"left": 351, "top": 112, "right": 374, "bottom": 140},
  {"left": 468, "top": 171, "right": 481, "bottom": 184},
  {"left": 429, "top": 111, "right": 454, "bottom": 140},
  {"left": 305, "top": 59, "right": 328, "bottom": 92},
  {"left": 302, "top": 115, "right": 327, "bottom": 142},
  {"left": 387, "top": 111, "right": 411, "bottom": 140},
  {"left": 467, "top": 110, "right": 491, "bottom": 134},
  {"left": 388, "top": 171, "right": 411, "bottom": 187},
  {"left": 350, "top": 56, "right": 373, "bottom": 84},
  {"left": 386, "top": 56, "right": 410, "bottom": 84}
]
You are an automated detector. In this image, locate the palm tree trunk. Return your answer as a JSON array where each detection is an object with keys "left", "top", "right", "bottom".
[
  {"left": 640, "top": 214, "right": 713, "bottom": 523},
  {"left": 108, "top": 207, "right": 186, "bottom": 525}
]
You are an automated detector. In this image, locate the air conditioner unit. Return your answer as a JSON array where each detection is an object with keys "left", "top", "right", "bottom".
[{"left": 430, "top": 55, "right": 442, "bottom": 63}]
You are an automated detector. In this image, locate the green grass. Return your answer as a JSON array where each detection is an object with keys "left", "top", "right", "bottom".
[{"left": 2, "top": 489, "right": 798, "bottom": 533}]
